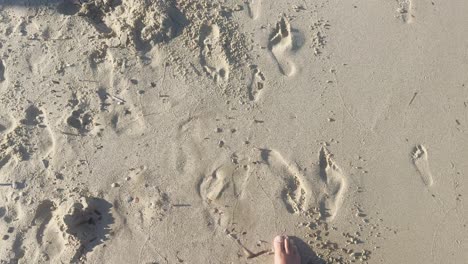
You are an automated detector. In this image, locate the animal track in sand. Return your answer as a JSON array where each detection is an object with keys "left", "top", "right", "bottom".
[
  {"left": 66, "top": 109, "right": 94, "bottom": 135},
  {"left": 396, "top": 0, "right": 413, "bottom": 23},
  {"left": 268, "top": 17, "right": 297, "bottom": 77},
  {"left": 199, "top": 24, "right": 230, "bottom": 83},
  {"left": 61, "top": 93, "right": 98, "bottom": 136},
  {"left": 109, "top": 104, "right": 147, "bottom": 137},
  {"left": 246, "top": 0, "right": 262, "bottom": 20},
  {"left": 0, "top": 105, "right": 54, "bottom": 163},
  {"left": 411, "top": 144, "right": 433, "bottom": 187},
  {"left": 248, "top": 66, "right": 266, "bottom": 101},
  {"left": 0, "top": 204, "right": 25, "bottom": 262}
]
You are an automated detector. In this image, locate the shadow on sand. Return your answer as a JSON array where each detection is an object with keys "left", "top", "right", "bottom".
[
  {"left": 290, "top": 236, "right": 326, "bottom": 264},
  {"left": 0, "top": 0, "right": 80, "bottom": 15}
]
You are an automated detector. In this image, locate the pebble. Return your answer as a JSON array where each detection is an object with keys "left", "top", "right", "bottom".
[
  {"left": 111, "top": 183, "right": 120, "bottom": 188},
  {"left": 12, "top": 182, "right": 24, "bottom": 190},
  {"left": 234, "top": 5, "right": 243, "bottom": 11}
]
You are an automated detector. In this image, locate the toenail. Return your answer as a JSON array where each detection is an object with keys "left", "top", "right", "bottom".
[{"left": 274, "top": 235, "right": 284, "bottom": 243}]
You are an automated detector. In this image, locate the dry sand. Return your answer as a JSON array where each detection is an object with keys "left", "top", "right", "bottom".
[{"left": 0, "top": 0, "right": 467, "bottom": 263}]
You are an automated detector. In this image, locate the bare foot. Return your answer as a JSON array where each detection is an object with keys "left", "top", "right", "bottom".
[{"left": 273, "top": 235, "right": 301, "bottom": 264}]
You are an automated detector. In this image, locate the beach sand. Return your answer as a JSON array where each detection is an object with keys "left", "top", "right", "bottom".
[{"left": 0, "top": 0, "right": 467, "bottom": 263}]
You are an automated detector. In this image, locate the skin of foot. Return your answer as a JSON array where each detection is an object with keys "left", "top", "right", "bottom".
[{"left": 273, "top": 235, "right": 301, "bottom": 264}]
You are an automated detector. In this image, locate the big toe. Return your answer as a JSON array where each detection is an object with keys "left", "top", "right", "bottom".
[
  {"left": 274, "top": 235, "right": 301, "bottom": 264},
  {"left": 273, "top": 235, "right": 285, "bottom": 254}
]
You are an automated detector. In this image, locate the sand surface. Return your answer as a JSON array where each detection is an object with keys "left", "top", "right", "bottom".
[{"left": 0, "top": 0, "right": 467, "bottom": 263}]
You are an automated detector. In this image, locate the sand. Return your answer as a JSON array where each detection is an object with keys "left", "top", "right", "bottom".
[{"left": 0, "top": 0, "right": 467, "bottom": 263}]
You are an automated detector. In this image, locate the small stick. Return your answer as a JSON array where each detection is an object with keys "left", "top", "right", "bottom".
[
  {"left": 172, "top": 204, "right": 191, "bottom": 207},
  {"left": 78, "top": 79, "right": 99, "bottom": 83},
  {"left": 408, "top": 92, "right": 418, "bottom": 106},
  {"left": 247, "top": 249, "right": 274, "bottom": 259},
  {"left": 189, "top": 62, "right": 202, "bottom": 76},
  {"left": 107, "top": 93, "right": 126, "bottom": 104},
  {"left": 226, "top": 232, "right": 273, "bottom": 259}
]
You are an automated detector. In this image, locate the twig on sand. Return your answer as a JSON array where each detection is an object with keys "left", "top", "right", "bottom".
[
  {"left": 225, "top": 230, "right": 273, "bottom": 259},
  {"left": 137, "top": 220, "right": 168, "bottom": 264},
  {"left": 107, "top": 93, "right": 126, "bottom": 105},
  {"left": 172, "top": 203, "right": 191, "bottom": 207},
  {"left": 408, "top": 92, "right": 418, "bottom": 106},
  {"left": 59, "top": 130, "right": 80, "bottom": 137},
  {"left": 78, "top": 79, "right": 99, "bottom": 83},
  {"left": 247, "top": 249, "right": 273, "bottom": 259}
]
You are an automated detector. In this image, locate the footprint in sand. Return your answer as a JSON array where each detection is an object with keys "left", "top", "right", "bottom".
[
  {"left": 246, "top": 0, "right": 262, "bottom": 20},
  {"left": 0, "top": 112, "right": 16, "bottom": 174},
  {"left": 268, "top": 17, "right": 297, "bottom": 77},
  {"left": 199, "top": 24, "right": 230, "bottom": 83},
  {"left": 0, "top": 111, "right": 14, "bottom": 135},
  {"left": 198, "top": 150, "right": 290, "bottom": 236},
  {"left": 261, "top": 147, "right": 347, "bottom": 222},
  {"left": 25, "top": 197, "right": 114, "bottom": 263},
  {"left": 199, "top": 148, "right": 348, "bottom": 225},
  {"left": 315, "top": 147, "right": 347, "bottom": 221},
  {"left": 3, "top": 200, "right": 62, "bottom": 263},
  {"left": 30, "top": 200, "right": 67, "bottom": 262},
  {"left": 63, "top": 197, "right": 114, "bottom": 261},
  {"left": 396, "top": 0, "right": 413, "bottom": 23},
  {"left": 199, "top": 158, "right": 252, "bottom": 227},
  {"left": 411, "top": 144, "right": 433, "bottom": 187},
  {"left": 259, "top": 149, "right": 309, "bottom": 215},
  {"left": 248, "top": 66, "right": 266, "bottom": 101}
]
